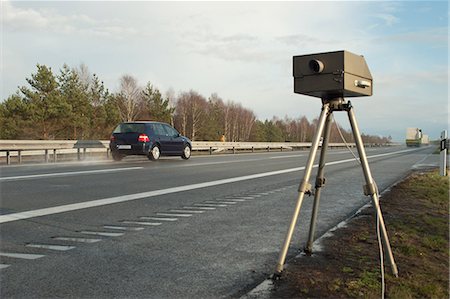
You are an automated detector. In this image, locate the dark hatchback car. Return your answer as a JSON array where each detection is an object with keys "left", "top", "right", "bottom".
[{"left": 109, "top": 121, "right": 192, "bottom": 161}]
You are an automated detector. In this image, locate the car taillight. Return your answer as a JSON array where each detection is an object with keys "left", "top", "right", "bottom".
[
  {"left": 110, "top": 135, "right": 115, "bottom": 142},
  {"left": 138, "top": 134, "right": 150, "bottom": 143}
]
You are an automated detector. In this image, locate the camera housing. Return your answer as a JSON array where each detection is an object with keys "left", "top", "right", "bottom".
[{"left": 293, "top": 50, "right": 373, "bottom": 99}]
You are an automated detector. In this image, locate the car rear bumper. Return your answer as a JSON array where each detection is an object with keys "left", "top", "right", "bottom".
[{"left": 109, "top": 142, "right": 151, "bottom": 155}]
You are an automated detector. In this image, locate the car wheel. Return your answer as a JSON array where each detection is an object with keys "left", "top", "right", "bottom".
[
  {"left": 181, "top": 145, "right": 191, "bottom": 160},
  {"left": 112, "top": 151, "right": 123, "bottom": 161},
  {"left": 148, "top": 145, "right": 161, "bottom": 161}
]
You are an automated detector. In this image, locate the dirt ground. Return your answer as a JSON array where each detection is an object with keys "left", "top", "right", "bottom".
[{"left": 269, "top": 169, "right": 449, "bottom": 298}]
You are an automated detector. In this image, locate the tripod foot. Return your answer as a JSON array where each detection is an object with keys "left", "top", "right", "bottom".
[
  {"left": 303, "top": 246, "right": 313, "bottom": 256},
  {"left": 271, "top": 272, "right": 283, "bottom": 281}
]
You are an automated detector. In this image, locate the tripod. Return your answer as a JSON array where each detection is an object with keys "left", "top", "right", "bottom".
[{"left": 275, "top": 97, "right": 398, "bottom": 277}]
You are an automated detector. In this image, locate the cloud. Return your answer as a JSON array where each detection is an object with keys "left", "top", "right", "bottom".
[
  {"left": 2, "top": 1, "right": 137, "bottom": 39},
  {"left": 374, "top": 27, "right": 448, "bottom": 46},
  {"left": 374, "top": 13, "right": 400, "bottom": 26}
]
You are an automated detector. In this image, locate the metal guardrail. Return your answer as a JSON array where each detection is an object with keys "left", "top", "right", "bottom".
[{"left": 0, "top": 139, "right": 363, "bottom": 165}]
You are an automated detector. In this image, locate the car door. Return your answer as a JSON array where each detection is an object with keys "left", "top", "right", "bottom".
[
  {"left": 151, "top": 123, "right": 171, "bottom": 153},
  {"left": 162, "top": 124, "right": 184, "bottom": 153}
]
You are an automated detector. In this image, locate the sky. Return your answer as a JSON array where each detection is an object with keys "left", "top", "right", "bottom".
[{"left": 1, "top": 0, "right": 448, "bottom": 141}]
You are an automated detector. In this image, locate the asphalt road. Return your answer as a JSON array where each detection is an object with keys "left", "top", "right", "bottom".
[{"left": 0, "top": 146, "right": 437, "bottom": 298}]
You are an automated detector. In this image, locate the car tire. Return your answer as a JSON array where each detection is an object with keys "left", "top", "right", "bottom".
[
  {"left": 181, "top": 145, "right": 191, "bottom": 160},
  {"left": 112, "top": 151, "right": 123, "bottom": 161},
  {"left": 148, "top": 145, "right": 161, "bottom": 161}
]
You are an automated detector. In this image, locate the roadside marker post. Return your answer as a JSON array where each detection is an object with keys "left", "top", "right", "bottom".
[{"left": 440, "top": 130, "right": 447, "bottom": 176}]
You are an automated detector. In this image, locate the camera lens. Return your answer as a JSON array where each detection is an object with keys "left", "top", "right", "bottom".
[{"left": 309, "top": 59, "right": 324, "bottom": 73}]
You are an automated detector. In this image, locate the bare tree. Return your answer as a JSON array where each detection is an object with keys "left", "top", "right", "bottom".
[
  {"left": 116, "top": 75, "right": 143, "bottom": 122},
  {"left": 174, "top": 90, "right": 207, "bottom": 140}
]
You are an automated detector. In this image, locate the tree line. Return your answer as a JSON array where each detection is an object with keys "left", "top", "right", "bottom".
[{"left": 0, "top": 63, "right": 392, "bottom": 144}]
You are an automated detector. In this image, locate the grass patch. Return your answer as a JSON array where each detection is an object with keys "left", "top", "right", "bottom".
[{"left": 271, "top": 169, "right": 449, "bottom": 298}]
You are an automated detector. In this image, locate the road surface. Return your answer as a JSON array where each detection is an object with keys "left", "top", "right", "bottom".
[{"left": 0, "top": 146, "right": 437, "bottom": 298}]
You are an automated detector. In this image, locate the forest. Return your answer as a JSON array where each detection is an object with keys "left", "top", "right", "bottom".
[{"left": 0, "top": 63, "right": 392, "bottom": 144}]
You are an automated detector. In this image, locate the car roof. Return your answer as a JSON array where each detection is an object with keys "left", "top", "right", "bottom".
[{"left": 121, "top": 121, "right": 169, "bottom": 125}]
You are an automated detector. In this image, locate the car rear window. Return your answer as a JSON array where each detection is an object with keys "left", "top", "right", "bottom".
[{"left": 113, "top": 123, "right": 146, "bottom": 134}]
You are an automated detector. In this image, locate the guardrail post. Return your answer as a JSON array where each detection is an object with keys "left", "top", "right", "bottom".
[
  {"left": 232, "top": 147, "right": 236, "bottom": 154},
  {"left": 281, "top": 146, "right": 283, "bottom": 152},
  {"left": 77, "top": 148, "right": 81, "bottom": 161},
  {"left": 18, "top": 150, "right": 22, "bottom": 164},
  {"left": 209, "top": 147, "right": 213, "bottom": 155},
  {"left": 267, "top": 146, "right": 270, "bottom": 152},
  {"left": 53, "top": 149, "right": 57, "bottom": 163},
  {"left": 106, "top": 148, "right": 110, "bottom": 159},
  {"left": 6, "top": 151, "right": 11, "bottom": 165},
  {"left": 44, "top": 149, "right": 49, "bottom": 163},
  {"left": 252, "top": 146, "right": 254, "bottom": 153},
  {"left": 83, "top": 148, "right": 87, "bottom": 160}
]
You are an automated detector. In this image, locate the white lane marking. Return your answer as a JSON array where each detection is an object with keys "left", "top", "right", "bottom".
[
  {"left": 0, "top": 264, "right": 10, "bottom": 269},
  {"left": 232, "top": 197, "right": 255, "bottom": 200},
  {"left": 79, "top": 231, "right": 124, "bottom": 237},
  {"left": 206, "top": 201, "right": 237, "bottom": 205},
  {"left": 156, "top": 213, "right": 192, "bottom": 217},
  {"left": 139, "top": 217, "right": 178, "bottom": 221},
  {"left": 170, "top": 209, "right": 204, "bottom": 214},
  {"left": 270, "top": 155, "right": 304, "bottom": 159},
  {"left": 256, "top": 192, "right": 270, "bottom": 195},
  {"left": 0, "top": 148, "right": 422, "bottom": 224},
  {"left": 103, "top": 225, "right": 145, "bottom": 231},
  {"left": 183, "top": 206, "right": 216, "bottom": 210},
  {"left": 0, "top": 252, "right": 45, "bottom": 260},
  {"left": 247, "top": 194, "right": 262, "bottom": 197},
  {"left": 0, "top": 167, "right": 143, "bottom": 182},
  {"left": 26, "top": 244, "right": 75, "bottom": 251},
  {"left": 120, "top": 221, "right": 162, "bottom": 226},
  {"left": 52, "top": 237, "right": 101, "bottom": 243},
  {"left": 223, "top": 198, "right": 247, "bottom": 202},
  {"left": 194, "top": 203, "right": 227, "bottom": 207}
]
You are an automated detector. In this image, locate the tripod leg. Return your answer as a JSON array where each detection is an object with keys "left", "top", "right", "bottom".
[
  {"left": 347, "top": 105, "right": 399, "bottom": 277},
  {"left": 304, "top": 112, "right": 333, "bottom": 254},
  {"left": 275, "top": 103, "right": 331, "bottom": 275}
]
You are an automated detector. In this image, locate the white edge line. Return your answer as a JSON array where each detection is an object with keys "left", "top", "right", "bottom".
[{"left": 0, "top": 148, "right": 421, "bottom": 224}]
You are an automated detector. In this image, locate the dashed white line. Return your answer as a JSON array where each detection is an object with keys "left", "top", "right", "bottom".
[
  {"left": 103, "top": 225, "right": 145, "bottom": 231},
  {"left": 182, "top": 206, "right": 216, "bottom": 210},
  {"left": 223, "top": 198, "right": 247, "bottom": 202},
  {"left": 0, "top": 252, "right": 45, "bottom": 260},
  {"left": 170, "top": 209, "right": 204, "bottom": 214},
  {"left": 121, "top": 221, "right": 162, "bottom": 226},
  {"left": 52, "top": 237, "right": 102, "bottom": 243},
  {"left": 79, "top": 231, "right": 124, "bottom": 237},
  {"left": 26, "top": 244, "right": 75, "bottom": 251},
  {"left": 156, "top": 213, "right": 192, "bottom": 217},
  {"left": 139, "top": 217, "right": 178, "bottom": 221},
  {"left": 194, "top": 203, "right": 227, "bottom": 208},
  {"left": 206, "top": 201, "right": 237, "bottom": 205}
]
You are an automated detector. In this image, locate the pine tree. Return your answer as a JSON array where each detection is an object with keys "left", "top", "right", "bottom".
[
  {"left": 141, "top": 82, "right": 174, "bottom": 124},
  {"left": 19, "top": 64, "right": 70, "bottom": 139}
]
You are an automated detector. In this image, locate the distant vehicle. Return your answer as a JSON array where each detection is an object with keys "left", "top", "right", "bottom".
[
  {"left": 109, "top": 121, "right": 192, "bottom": 161},
  {"left": 405, "top": 127, "right": 429, "bottom": 147}
]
